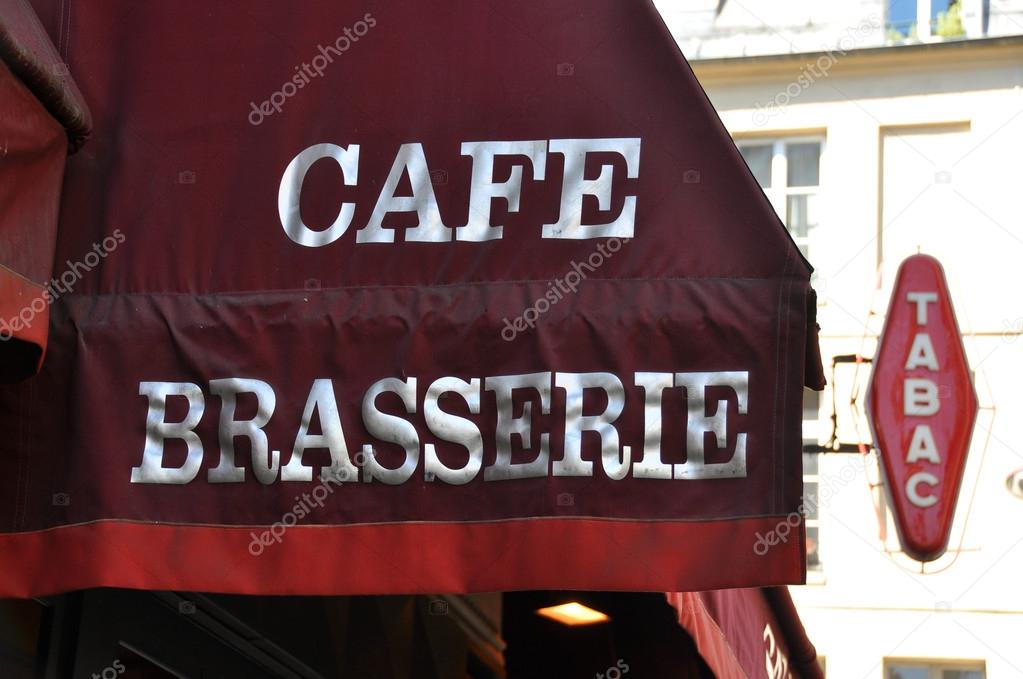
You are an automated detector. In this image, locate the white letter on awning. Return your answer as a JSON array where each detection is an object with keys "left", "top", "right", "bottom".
[
  {"left": 358, "top": 143, "right": 451, "bottom": 243},
  {"left": 131, "top": 382, "right": 206, "bottom": 484},
  {"left": 279, "top": 143, "right": 360, "bottom": 247},
  {"left": 631, "top": 372, "right": 673, "bottom": 480},
  {"left": 484, "top": 372, "right": 552, "bottom": 481},
  {"left": 208, "top": 378, "right": 279, "bottom": 484},
  {"left": 282, "top": 379, "right": 358, "bottom": 482},
  {"left": 361, "top": 377, "right": 421, "bottom": 485},
  {"left": 553, "top": 372, "right": 629, "bottom": 480},
  {"left": 673, "top": 371, "right": 749, "bottom": 480},
  {"left": 543, "top": 138, "right": 641, "bottom": 239},
  {"left": 423, "top": 377, "right": 484, "bottom": 485},
  {"left": 458, "top": 140, "right": 547, "bottom": 242}
]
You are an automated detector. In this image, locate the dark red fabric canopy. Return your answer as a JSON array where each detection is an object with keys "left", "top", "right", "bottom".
[
  {"left": 0, "top": 0, "right": 90, "bottom": 380},
  {"left": 0, "top": 0, "right": 824, "bottom": 603},
  {"left": 668, "top": 587, "right": 824, "bottom": 679}
]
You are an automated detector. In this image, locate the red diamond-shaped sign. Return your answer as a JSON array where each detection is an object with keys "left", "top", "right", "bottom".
[{"left": 867, "top": 254, "right": 978, "bottom": 562}]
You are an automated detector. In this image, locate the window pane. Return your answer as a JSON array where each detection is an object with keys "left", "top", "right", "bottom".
[
  {"left": 803, "top": 452, "right": 819, "bottom": 476},
  {"left": 738, "top": 144, "right": 772, "bottom": 188},
  {"left": 932, "top": 0, "right": 953, "bottom": 22},
  {"left": 887, "top": 0, "right": 916, "bottom": 36},
  {"left": 786, "top": 142, "right": 821, "bottom": 187},
  {"left": 803, "top": 387, "right": 820, "bottom": 420},
  {"left": 806, "top": 526, "right": 821, "bottom": 568},
  {"left": 803, "top": 482, "right": 819, "bottom": 521},
  {"left": 887, "top": 666, "right": 929, "bottom": 679},
  {"left": 943, "top": 671, "right": 984, "bottom": 679},
  {"left": 931, "top": 0, "right": 964, "bottom": 37},
  {"left": 787, "top": 194, "right": 819, "bottom": 239}
]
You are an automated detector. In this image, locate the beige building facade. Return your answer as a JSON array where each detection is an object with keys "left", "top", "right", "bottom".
[{"left": 656, "top": 1, "right": 1023, "bottom": 676}]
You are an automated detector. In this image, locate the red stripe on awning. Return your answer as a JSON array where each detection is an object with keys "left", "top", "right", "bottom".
[{"left": 0, "top": 517, "right": 803, "bottom": 599}]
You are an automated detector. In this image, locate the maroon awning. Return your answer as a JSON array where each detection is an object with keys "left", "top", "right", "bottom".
[
  {"left": 0, "top": 0, "right": 90, "bottom": 381},
  {"left": 0, "top": 0, "right": 823, "bottom": 599},
  {"left": 668, "top": 587, "right": 823, "bottom": 679}
]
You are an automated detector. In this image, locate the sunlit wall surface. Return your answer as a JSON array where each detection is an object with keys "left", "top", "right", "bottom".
[{"left": 658, "top": 0, "right": 1023, "bottom": 676}]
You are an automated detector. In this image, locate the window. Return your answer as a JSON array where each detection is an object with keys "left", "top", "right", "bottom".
[
  {"left": 738, "top": 137, "right": 824, "bottom": 300},
  {"left": 737, "top": 138, "right": 822, "bottom": 266},
  {"left": 802, "top": 387, "right": 823, "bottom": 571},
  {"left": 803, "top": 450, "right": 822, "bottom": 570},
  {"left": 888, "top": 0, "right": 919, "bottom": 37},
  {"left": 739, "top": 139, "right": 825, "bottom": 572},
  {"left": 885, "top": 660, "right": 985, "bottom": 679},
  {"left": 886, "top": 0, "right": 967, "bottom": 40}
]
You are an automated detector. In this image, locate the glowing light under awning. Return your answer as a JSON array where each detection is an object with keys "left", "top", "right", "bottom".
[{"left": 535, "top": 602, "right": 610, "bottom": 626}]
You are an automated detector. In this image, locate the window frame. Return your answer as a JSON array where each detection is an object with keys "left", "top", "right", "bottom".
[
  {"left": 885, "top": 0, "right": 972, "bottom": 41},
  {"left": 737, "top": 135, "right": 827, "bottom": 574},
  {"left": 883, "top": 657, "right": 986, "bottom": 679},
  {"left": 735, "top": 134, "right": 826, "bottom": 264},
  {"left": 802, "top": 387, "right": 823, "bottom": 574}
]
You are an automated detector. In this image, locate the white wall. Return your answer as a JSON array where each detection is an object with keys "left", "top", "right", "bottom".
[{"left": 683, "top": 33, "right": 1023, "bottom": 679}]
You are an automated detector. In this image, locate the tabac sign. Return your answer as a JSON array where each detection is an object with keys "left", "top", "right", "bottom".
[{"left": 868, "top": 255, "right": 978, "bottom": 562}]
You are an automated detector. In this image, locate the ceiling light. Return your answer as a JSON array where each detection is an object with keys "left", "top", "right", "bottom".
[{"left": 535, "top": 602, "right": 610, "bottom": 626}]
